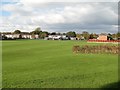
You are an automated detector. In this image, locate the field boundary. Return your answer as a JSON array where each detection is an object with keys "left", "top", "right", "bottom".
[{"left": 87, "top": 40, "right": 120, "bottom": 44}]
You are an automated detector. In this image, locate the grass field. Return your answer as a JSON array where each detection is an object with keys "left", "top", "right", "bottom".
[{"left": 2, "top": 40, "right": 118, "bottom": 88}]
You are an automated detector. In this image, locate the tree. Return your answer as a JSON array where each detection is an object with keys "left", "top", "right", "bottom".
[
  {"left": 89, "top": 33, "right": 94, "bottom": 39},
  {"left": 92, "top": 33, "right": 98, "bottom": 39},
  {"left": 112, "top": 34, "right": 117, "bottom": 39},
  {"left": 31, "top": 27, "right": 42, "bottom": 35},
  {"left": 89, "top": 33, "right": 98, "bottom": 39},
  {"left": 116, "top": 32, "right": 120, "bottom": 38},
  {"left": 82, "top": 31, "right": 89, "bottom": 40},
  {"left": 66, "top": 31, "right": 76, "bottom": 37},
  {"left": 76, "top": 34, "right": 81, "bottom": 40},
  {"left": 108, "top": 33, "right": 113, "bottom": 40},
  {"left": 35, "top": 27, "right": 42, "bottom": 34},
  {"left": 35, "top": 27, "right": 41, "bottom": 31},
  {"left": 31, "top": 33, "right": 35, "bottom": 39},
  {"left": 62, "top": 33, "right": 66, "bottom": 35},
  {"left": 56, "top": 32, "right": 61, "bottom": 35},
  {"left": 13, "top": 30, "right": 21, "bottom": 34},
  {"left": 39, "top": 32, "right": 48, "bottom": 39},
  {"left": 50, "top": 32, "right": 56, "bottom": 35}
]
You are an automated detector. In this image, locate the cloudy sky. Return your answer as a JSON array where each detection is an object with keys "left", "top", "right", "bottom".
[{"left": 0, "top": 0, "right": 119, "bottom": 33}]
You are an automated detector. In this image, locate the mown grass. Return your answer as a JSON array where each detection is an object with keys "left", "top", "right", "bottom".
[{"left": 2, "top": 40, "right": 118, "bottom": 88}]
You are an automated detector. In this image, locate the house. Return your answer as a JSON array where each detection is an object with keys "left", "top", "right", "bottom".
[
  {"left": 81, "top": 36, "right": 85, "bottom": 40},
  {"left": 21, "top": 32, "right": 31, "bottom": 39},
  {"left": 30, "top": 34, "right": 39, "bottom": 39},
  {"left": 48, "top": 35, "right": 61, "bottom": 40},
  {"left": 12, "top": 34, "right": 21, "bottom": 38},
  {"left": 22, "top": 34, "right": 31, "bottom": 39},
  {"left": 1, "top": 32, "right": 21, "bottom": 39},
  {"left": 2, "top": 32, "right": 13, "bottom": 39},
  {"left": 47, "top": 35, "right": 68, "bottom": 40},
  {"left": 1, "top": 32, "right": 32, "bottom": 39},
  {"left": 70, "top": 37, "right": 76, "bottom": 40},
  {"left": 97, "top": 34, "right": 108, "bottom": 40},
  {"left": 1, "top": 32, "right": 14, "bottom": 39},
  {"left": 62, "top": 35, "right": 69, "bottom": 40},
  {"left": 6, "top": 34, "right": 13, "bottom": 38}
]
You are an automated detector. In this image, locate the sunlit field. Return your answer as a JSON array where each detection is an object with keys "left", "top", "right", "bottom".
[{"left": 2, "top": 40, "right": 118, "bottom": 88}]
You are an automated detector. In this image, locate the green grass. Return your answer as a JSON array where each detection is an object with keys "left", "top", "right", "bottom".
[{"left": 2, "top": 40, "right": 118, "bottom": 88}]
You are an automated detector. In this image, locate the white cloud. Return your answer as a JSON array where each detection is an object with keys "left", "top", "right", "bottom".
[
  {"left": 19, "top": 0, "right": 120, "bottom": 3},
  {"left": 1, "top": 1, "right": 118, "bottom": 33},
  {"left": 1, "top": 0, "right": 19, "bottom": 2}
]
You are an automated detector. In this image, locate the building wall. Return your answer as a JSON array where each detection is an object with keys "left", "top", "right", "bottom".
[
  {"left": 98, "top": 35, "right": 107, "bottom": 40},
  {"left": 12, "top": 34, "right": 20, "bottom": 38},
  {"left": 6, "top": 35, "right": 13, "bottom": 38},
  {"left": 22, "top": 35, "right": 31, "bottom": 38}
]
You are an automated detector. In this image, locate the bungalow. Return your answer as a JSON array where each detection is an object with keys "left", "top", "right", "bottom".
[
  {"left": 13, "top": 34, "right": 21, "bottom": 38},
  {"left": 1, "top": 32, "right": 32, "bottom": 39},
  {"left": 70, "top": 37, "right": 76, "bottom": 40},
  {"left": 47, "top": 35, "right": 68, "bottom": 40},
  {"left": 30, "top": 34, "right": 39, "bottom": 39},
  {"left": 22, "top": 34, "right": 31, "bottom": 39},
  {"left": 2, "top": 32, "right": 13, "bottom": 39},
  {"left": 21, "top": 32, "right": 31, "bottom": 39},
  {"left": 48, "top": 35, "right": 61, "bottom": 40}
]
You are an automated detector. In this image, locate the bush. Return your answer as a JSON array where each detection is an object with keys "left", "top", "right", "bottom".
[{"left": 72, "top": 45, "right": 119, "bottom": 54}]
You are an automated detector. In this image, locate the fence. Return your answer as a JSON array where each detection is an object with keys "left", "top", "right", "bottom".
[{"left": 87, "top": 39, "right": 120, "bottom": 43}]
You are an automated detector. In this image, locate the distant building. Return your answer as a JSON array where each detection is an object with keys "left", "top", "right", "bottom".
[
  {"left": 48, "top": 35, "right": 61, "bottom": 40},
  {"left": 70, "top": 37, "right": 76, "bottom": 40},
  {"left": 13, "top": 34, "right": 21, "bottom": 38},
  {"left": 97, "top": 34, "right": 108, "bottom": 40},
  {"left": 1, "top": 32, "right": 32, "bottom": 39},
  {"left": 30, "top": 34, "right": 39, "bottom": 39},
  {"left": 47, "top": 35, "right": 68, "bottom": 40},
  {"left": 21, "top": 32, "right": 31, "bottom": 39},
  {"left": 22, "top": 34, "right": 31, "bottom": 39},
  {"left": 2, "top": 32, "right": 13, "bottom": 39}
]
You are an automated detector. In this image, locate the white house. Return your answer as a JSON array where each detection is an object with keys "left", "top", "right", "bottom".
[
  {"left": 62, "top": 35, "right": 69, "bottom": 40},
  {"left": 1, "top": 32, "right": 32, "bottom": 39},
  {"left": 12, "top": 34, "right": 21, "bottom": 38},
  {"left": 70, "top": 37, "right": 76, "bottom": 40},
  {"left": 1, "top": 32, "right": 14, "bottom": 39},
  {"left": 5, "top": 34, "right": 13, "bottom": 38},
  {"left": 1, "top": 33, "right": 20, "bottom": 39},
  {"left": 35, "top": 35, "right": 39, "bottom": 39},
  {"left": 21, "top": 32, "right": 31, "bottom": 39},
  {"left": 22, "top": 34, "right": 31, "bottom": 39},
  {"left": 48, "top": 35, "right": 60, "bottom": 40},
  {"left": 30, "top": 34, "right": 39, "bottom": 39},
  {"left": 47, "top": 35, "right": 68, "bottom": 40}
]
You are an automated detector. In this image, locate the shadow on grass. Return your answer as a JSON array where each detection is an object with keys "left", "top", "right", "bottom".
[{"left": 101, "top": 81, "right": 120, "bottom": 89}]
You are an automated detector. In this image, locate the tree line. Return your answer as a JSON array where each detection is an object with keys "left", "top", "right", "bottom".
[{"left": 1, "top": 27, "right": 120, "bottom": 40}]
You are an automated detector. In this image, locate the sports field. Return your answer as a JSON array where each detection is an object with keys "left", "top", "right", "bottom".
[{"left": 2, "top": 40, "right": 118, "bottom": 88}]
